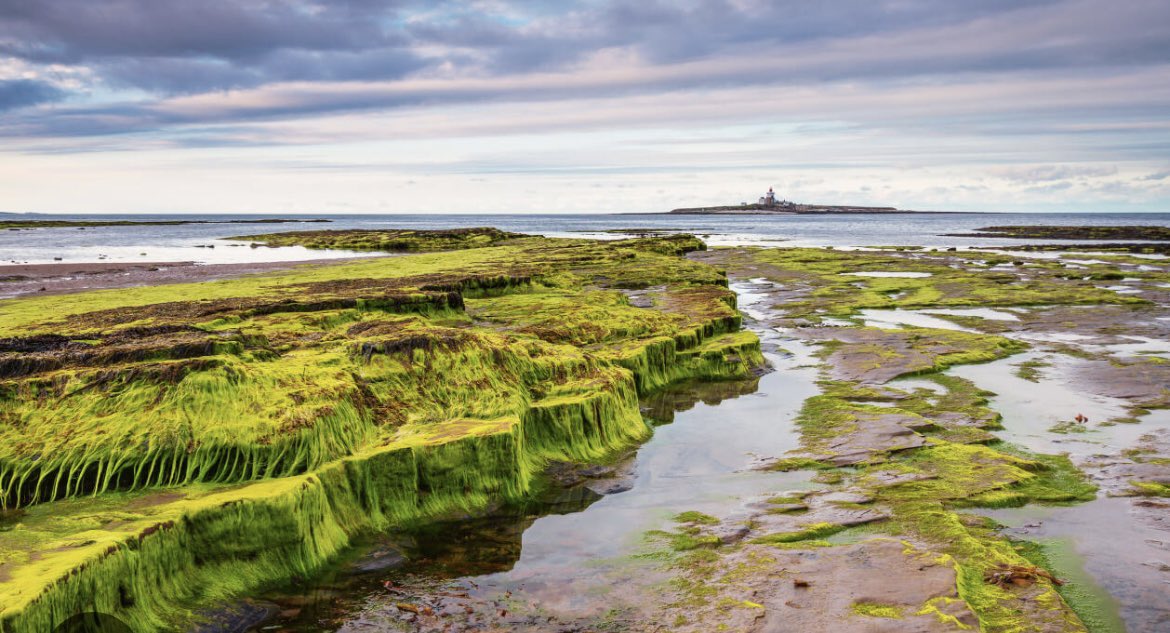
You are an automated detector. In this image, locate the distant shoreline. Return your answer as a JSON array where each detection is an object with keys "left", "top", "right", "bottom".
[
  {"left": 663, "top": 203, "right": 959, "bottom": 215},
  {"left": 0, "top": 218, "right": 331, "bottom": 230}
]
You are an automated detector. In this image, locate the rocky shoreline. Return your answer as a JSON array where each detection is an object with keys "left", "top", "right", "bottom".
[
  {"left": 1, "top": 227, "right": 1168, "bottom": 632},
  {"left": 946, "top": 225, "right": 1170, "bottom": 241},
  {"left": 0, "top": 218, "right": 330, "bottom": 230}
]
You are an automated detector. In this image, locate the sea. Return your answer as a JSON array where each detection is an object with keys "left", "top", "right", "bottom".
[{"left": 2, "top": 211, "right": 1169, "bottom": 266}]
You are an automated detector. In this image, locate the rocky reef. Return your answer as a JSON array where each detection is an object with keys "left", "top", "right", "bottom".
[
  {"left": 0, "top": 232, "right": 763, "bottom": 632},
  {"left": 947, "top": 225, "right": 1170, "bottom": 241},
  {"left": 945, "top": 225, "right": 1170, "bottom": 254},
  {"left": 233, "top": 226, "right": 523, "bottom": 252},
  {"left": 651, "top": 244, "right": 1170, "bottom": 632}
]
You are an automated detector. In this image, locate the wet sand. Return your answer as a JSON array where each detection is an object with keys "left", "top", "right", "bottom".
[{"left": 0, "top": 257, "right": 385, "bottom": 300}]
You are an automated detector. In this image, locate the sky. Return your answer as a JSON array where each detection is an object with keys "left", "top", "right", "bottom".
[{"left": 1, "top": 0, "right": 1169, "bottom": 214}]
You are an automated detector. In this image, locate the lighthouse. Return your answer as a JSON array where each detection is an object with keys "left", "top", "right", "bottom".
[{"left": 759, "top": 187, "right": 777, "bottom": 207}]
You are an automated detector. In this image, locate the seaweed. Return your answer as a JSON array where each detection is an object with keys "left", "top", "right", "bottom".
[{"left": 0, "top": 231, "right": 765, "bottom": 631}]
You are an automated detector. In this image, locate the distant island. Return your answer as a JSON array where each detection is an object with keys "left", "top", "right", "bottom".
[{"left": 669, "top": 187, "right": 911, "bottom": 215}]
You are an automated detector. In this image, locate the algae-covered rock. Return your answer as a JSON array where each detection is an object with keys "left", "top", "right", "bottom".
[{"left": 0, "top": 232, "right": 764, "bottom": 632}]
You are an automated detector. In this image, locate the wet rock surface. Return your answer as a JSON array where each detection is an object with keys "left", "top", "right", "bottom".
[
  {"left": 745, "top": 539, "right": 977, "bottom": 633},
  {"left": 1085, "top": 429, "right": 1170, "bottom": 497},
  {"left": 544, "top": 452, "right": 638, "bottom": 496},
  {"left": 796, "top": 327, "right": 1022, "bottom": 385},
  {"left": 818, "top": 412, "right": 931, "bottom": 466},
  {"left": 1069, "top": 359, "right": 1170, "bottom": 408}
]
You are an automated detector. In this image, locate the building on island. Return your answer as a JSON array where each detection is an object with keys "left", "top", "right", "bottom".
[{"left": 757, "top": 187, "right": 795, "bottom": 209}]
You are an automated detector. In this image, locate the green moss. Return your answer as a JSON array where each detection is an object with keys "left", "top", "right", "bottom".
[{"left": 851, "top": 601, "right": 904, "bottom": 619}]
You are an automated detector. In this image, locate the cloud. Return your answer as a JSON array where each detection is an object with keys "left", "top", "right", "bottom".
[
  {"left": 0, "top": 0, "right": 396, "bottom": 62},
  {"left": 0, "top": 79, "right": 65, "bottom": 111},
  {"left": 995, "top": 165, "right": 1119, "bottom": 184},
  {"left": 0, "top": 0, "right": 426, "bottom": 94},
  {"left": 0, "top": 0, "right": 1168, "bottom": 214},
  {"left": 1, "top": 0, "right": 1167, "bottom": 105}
]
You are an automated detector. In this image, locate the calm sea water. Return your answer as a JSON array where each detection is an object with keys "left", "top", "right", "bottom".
[{"left": 1, "top": 212, "right": 1169, "bottom": 265}]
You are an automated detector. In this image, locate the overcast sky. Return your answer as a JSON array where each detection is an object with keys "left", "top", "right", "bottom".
[{"left": 1, "top": 0, "right": 1169, "bottom": 214}]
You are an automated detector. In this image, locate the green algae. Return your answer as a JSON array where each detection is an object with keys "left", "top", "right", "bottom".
[
  {"left": 851, "top": 601, "right": 904, "bottom": 619},
  {"left": 813, "top": 326, "right": 1029, "bottom": 384},
  {"left": 233, "top": 226, "right": 523, "bottom": 251},
  {"left": 673, "top": 511, "right": 720, "bottom": 525},
  {"left": 0, "top": 236, "right": 753, "bottom": 509},
  {"left": 752, "top": 522, "right": 847, "bottom": 545},
  {"left": 647, "top": 529, "right": 723, "bottom": 552},
  {"left": 644, "top": 511, "right": 732, "bottom": 553},
  {"left": 1130, "top": 481, "right": 1170, "bottom": 497},
  {"left": 731, "top": 247, "right": 1147, "bottom": 322},
  {"left": 1013, "top": 538, "right": 1127, "bottom": 633},
  {"left": 844, "top": 441, "right": 1096, "bottom": 632},
  {"left": 1014, "top": 358, "right": 1050, "bottom": 383},
  {"left": 0, "top": 232, "right": 765, "bottom": 632},
  {"left": 951, "top": 225, "right": 1170, "bottom": 241}
]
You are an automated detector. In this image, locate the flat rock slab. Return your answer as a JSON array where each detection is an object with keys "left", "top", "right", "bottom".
[
  {"left": 1010, "top": 305, "right": 1170, "bottom": 345},
  {"left": 1085, "top": 429, "right": 1170, "bottom": 495},
  {"left": 752, "top": 409, "right": 932, "bottom": 470},
  {"left": 1070, "top": 359, "right": 1170, "bottom": 407},
  {"left": 932, "top": 410, "right": 1000, "bottom": 430},
  {"left": 797, "top": 328, "right": 968, "bottom": 384},
  {"left": 703, "top": 539, "right": 978, "bottom": 633},
  {"left": 816, "top": 412, "right": 931, "bottom": 466},
  {"left": 862, "top": 470, "right": 940, "bottom": 488},
  {"left": 748, "top": 490, "right": 891, "bottom": 540}
]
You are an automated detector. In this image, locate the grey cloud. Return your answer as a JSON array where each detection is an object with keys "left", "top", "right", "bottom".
[
  {"left": 101, "top": 48, "right": 428, "bottom": 94},
  {"left": 0, "top": 79, "right": 64, "bottom": 111},
  {"left": 1023, "top": 181, "right": 1076, "bottom": 193},
  {"left": 0, "top": 0, "right": 426, "bottom": 94},
  {"left": 996, "top": 165, "right": 1119, "bottom": 184},
  {"left": 1, "top": 0, "right": 1169, "bottom": 142},
  {"left": 0, "top": 0, "right": 398, "bottom": 62}
]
